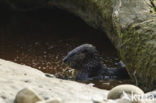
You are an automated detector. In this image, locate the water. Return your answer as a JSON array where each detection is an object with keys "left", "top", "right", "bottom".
[{"left": 0, "top": 8, "right": 132, "bottom": 90}]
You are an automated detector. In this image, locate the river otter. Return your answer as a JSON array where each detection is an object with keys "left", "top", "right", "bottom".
[{"left": 63, "top": 44, "right": 129, "bottom": 80}]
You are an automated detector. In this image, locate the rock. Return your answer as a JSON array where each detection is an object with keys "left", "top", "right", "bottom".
[
  {"left": 107, "top": 84, "right": 147, "bottom": 103},
  {"left": 0, "top": 59, "right": 108, "bottom": 103},
  {"left": 36, "top": 98, "right": 62, "bottom": 103},
  {"left": 44, "top": 73, "right": 56, "bottom": 78},
  {"left": 0, "top": 0, "right": 156, "bottom": 90},
  {"left": 107, "top": 84, "right": 144, "bottom": 99},
  {"left": 114, "top": 99, "right": 131, "bottom": 103},
  {"left": 14, "top": 88, "right": 43, "bottom": 103},
  {"left": 0, "top": 0, "right": 156, "bottom": 91},
  {"left": 112, "top": 0, "right": 156, "bottom": 91},
  {"left": 145, "top": 90, "right": 156, "bottom": 103},
  {"left": 146, "top": 90, "right": 156, "bottom": 98},
  {"left": 0, "top": 98, "right": 5, "bottom": 103},
  {"left": 48, "top": 0, "right": 156, "bottom": 91}
]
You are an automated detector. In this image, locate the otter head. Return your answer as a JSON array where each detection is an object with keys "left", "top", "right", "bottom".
[{"left": 63, "top": 44, "right": 101, "bottom": 71}]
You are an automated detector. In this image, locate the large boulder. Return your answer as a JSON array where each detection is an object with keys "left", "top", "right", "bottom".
[
  {"left": 0, "top": 59, "right": 109, "bottom": 103},
  {"left": 48, "top": 0, "right": 156, "bottom": 91},
  {"left": 0, "top": 59, "right": 155, "bottom": 103},
  {"left": 1, "top": 0, "right": 156, "bottom": 90},
  {"left": 112, "top": 0, "right": 156, "bottom": 91}
]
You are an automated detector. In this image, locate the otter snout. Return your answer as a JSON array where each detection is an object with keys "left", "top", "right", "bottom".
[{"left": 63, "top": 56, "right": 68, "bottom": 63}]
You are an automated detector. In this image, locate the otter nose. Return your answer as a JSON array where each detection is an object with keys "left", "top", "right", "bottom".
[{"left": 63, "top": 56, "right": 68, "bottom": 63}]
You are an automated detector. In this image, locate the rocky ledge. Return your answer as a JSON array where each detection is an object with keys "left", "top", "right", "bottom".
[
  {"left": 0, "top": 59, "right": 108, "bottom": 103},
  {"left": 0, "top": 59, "right": 155, "bottom": 103},
  {"left": 1, "top": 0, "right": 156, "bottom": 90}
]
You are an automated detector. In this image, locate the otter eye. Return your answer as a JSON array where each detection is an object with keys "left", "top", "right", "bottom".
[{"left": 68, "top": 52, "right": 75, "bottom": 57}]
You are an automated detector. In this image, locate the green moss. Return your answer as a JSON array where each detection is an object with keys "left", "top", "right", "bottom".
[
  {"left": 150, "top": 0, "right": 156, "bottom": 13},
  {"left": 118, "top": 20, "right": 156, "bottom": 91},
  {"left": 62, "top": 0, "right": 156, "bottom": 91},
  {"left": 71, "top": 0, "right": 113, "bottom": 30},
  {"left": 153, "top": 0, "right": 156, "bottom": 11},
  {"left": 2, "top": 0, "right": 156, "bottom": 91}
]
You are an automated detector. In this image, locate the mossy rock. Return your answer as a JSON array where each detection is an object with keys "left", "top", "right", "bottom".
[{"left": 1, "top": 0, "right": 156, "bottom": 91}]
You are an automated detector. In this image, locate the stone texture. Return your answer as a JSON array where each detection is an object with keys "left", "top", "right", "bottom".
[
  {"left": 145, "top": 90, "right": 156, "bottom": 103},
  {"left": 108, "top": 84, "right": 145, "bottom": 103},
  {"left": 0, "top": 98, "right": 5, "bottom": 103},
  {"left": 0, "top": 59, "right": 155, "bottom": 103},
  {"left": 48, "top": 0, "right": 156, "bottom": 91},
  {"left": 36, "top": 98, "right": 62, "bottom": 103},
  {"left": 112, "top": 0, "right": 156, "bottom": 91},
  {"left": 107, "top": 84, "right": 144, "bottom": 99},
  {"left": 14, "top": 88, "right": 43, "bottom": 103},
  {"left": 0, "top": 0, "right": 156, "bottom": 91},
  {"left": 0, "top": 59, "right": 108, "bottom": 103}
]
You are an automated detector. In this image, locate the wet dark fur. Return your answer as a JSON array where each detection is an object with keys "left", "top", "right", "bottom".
[{"left": 63, "top": 44, "right": 129, "bottom": 80}]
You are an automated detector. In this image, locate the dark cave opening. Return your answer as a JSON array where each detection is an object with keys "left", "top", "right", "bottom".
[{"left": 0, "top": 8, "right": 131, "bottom": 90}]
